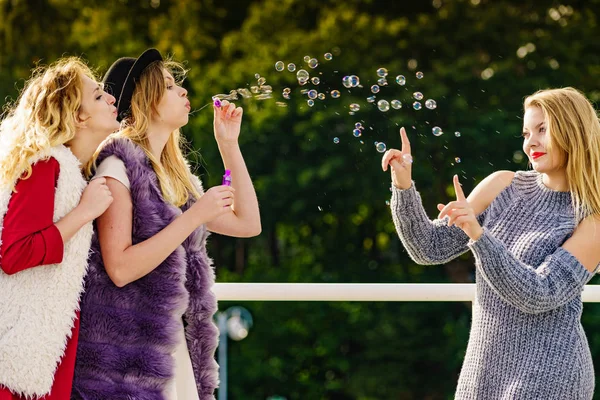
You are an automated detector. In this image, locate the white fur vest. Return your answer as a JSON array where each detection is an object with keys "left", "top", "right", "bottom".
[{"left": 0, "top": 145, "right": 93, "bottom": 397}]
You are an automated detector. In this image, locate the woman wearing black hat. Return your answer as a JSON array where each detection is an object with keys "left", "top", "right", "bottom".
[{"left": 73, "top": 49, "right": 261, "bottom": 399}]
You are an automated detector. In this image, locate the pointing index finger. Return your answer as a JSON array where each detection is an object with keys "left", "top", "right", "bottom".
[
  {"left": 400, "top": 127, "right": 411, "bottom": 155},
  {"left": 453, "top": 175, "right": 466, "bottom": 201}
]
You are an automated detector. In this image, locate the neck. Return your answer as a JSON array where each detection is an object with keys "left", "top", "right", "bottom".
[
  {"left": 541, "top": 169, "right": 569, "bottom": 192},
  {"left": 146, "top": 123, "right": 173, "bottom": 161},
  {"left": 68, "top": 134, "right": 98, "bottom": 167}
]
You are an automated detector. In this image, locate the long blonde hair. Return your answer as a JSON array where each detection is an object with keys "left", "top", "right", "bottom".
[
  {"left": 525, "top": 87, "right": 600, "bottom": 220},
  {"left": 0, "top": 57, "right": 96, "bottom": 191},
  {"left": 113, "top": 59, "right": 200, "bottom": 207}
]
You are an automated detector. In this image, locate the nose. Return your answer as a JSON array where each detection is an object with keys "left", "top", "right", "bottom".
[
  {"left": 180, "top": 87, "right": 188, "bottom": 98},
  {"left": 106, "top": 93, "right": 116, "bottom": 105}
]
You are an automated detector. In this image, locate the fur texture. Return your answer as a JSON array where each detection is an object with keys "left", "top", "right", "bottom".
[
  {"left": 73, "top": 138, "right": 219, "bottom": 400},
  {"left": 0, "top": 146, "right": 93, "bottom": 397}
]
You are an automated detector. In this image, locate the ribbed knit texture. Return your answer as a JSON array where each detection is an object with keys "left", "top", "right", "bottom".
[{"left": 391, "top": 170, "right": 596, "bottom": 399}]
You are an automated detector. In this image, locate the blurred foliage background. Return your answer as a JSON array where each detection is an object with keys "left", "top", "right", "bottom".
[{"left": 2, "top": 0, "right": 600, "bottom": 398}]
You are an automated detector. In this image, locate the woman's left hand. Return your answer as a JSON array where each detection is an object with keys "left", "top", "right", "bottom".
[
  {"left": 437, "top": 175, "right": 484, "bottom": 241},
  {"left": 214, "top": 100, "right": 243, "bottom": 145}
]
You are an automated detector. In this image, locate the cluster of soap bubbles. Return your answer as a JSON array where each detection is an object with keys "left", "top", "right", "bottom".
[
  {"left": 212, "top": 73, "right": 277, "bottom": 106},
  {"left": 213, "top": 54, "right": 463, "bottom": 167}
]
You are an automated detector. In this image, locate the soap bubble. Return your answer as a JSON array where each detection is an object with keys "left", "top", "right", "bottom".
[
  {"left": 296, "top": 69, "right": 309, "bottom": 83},
  {"left": 303, "top": 56, "right": 311, "bottom": 63},
  {"left": 413, "top": 101, "right": 422, "bottom": 110},
  {"left": 375, "top": 142, "right": 387, "bottom": 153},
  {"left": 455, "top": 157, "right": 461, "bottom": 163},
  {"left": 282, "top": 92, "right": 291, "bottom": 100},
  {"left": 237, "top": 88, "right": 252, "bottom": 98},
  {"left": 413, "top": 92, "right": 423, "bottom": 100},
  {"left": 333, "top": 137, "right": 340, "bottom": 144},
  {"left": 455, "top": 131, "right": 461, "bottom": 137},
  {"left": 416, "top": 71, "right": 424, "bottom": 79},
  {"left": 367, "top": 96, "right": 376, "bottom": 103},
  {"left": 283, "top": 87, "right": 291, "bottom": 94},
  {"left": 396, "top": 75, "right": 406, "bottom": 85},
  {"left": 331, "top": 90, "right": 341, "bottom": 98},
  {"left": 353, "top": 129, "right": 362, "bottom": 137},
  {"left": 255, "top": 93, "right": 272, "bottom": 100},
  {"left": 276, "top": 102, "right": 288, "bottom": 107},
  {"left": 371, "top": 85, "right": 380, "bottom": 94},
  {"left": 275, "top": 61, "right": 285, "bottom": 72},
  {"left": 432, "top": 126, "right": 443, "bottom": 136},
  {"left": 311, "top": 77, "right": 320, "bottom": 85},
  {"left": 377, "top": 78, "right": 388, "bottom": 86},
  {"left": 287, "top": 63, "right": 296, "bottom": 72},
  {"left": 257, "top": 77, "right": 266, "bottom": 86},
  {"left": 349, "top": 103, "right": 360, "bottom": 112},
  {"left": 402, "top": 154, "right": 413, "bottom": 164},
  {"left": 385, "top": 200, "right": 390, "bottom": 206},
  {"left": 377, "top": 99, "right": 390, "bottom": 112},
  {"left": 376, "top": 67, "right": 388, "bottom": 77},
  {"left": 308, "top": 58, "right": 319, "bottom": 69},
  {"left": 349, "top": 75, "right": 360, "bottom": 87},
  {"left": 307, "top": 90, "right": 318, "bottom": 99},
  {"left": 355, "top": 122, "right": 364, "bottom": 130},
  {"left": 317, "top": 93, "right": 326, "bottom": 100},
  {"left": 307, "top": 99, "right": 315, "bottom": 107},
  {"left": 324, "top": 53, "right": 333, "bottom": 60},
  {"left": 425, "top": 99, "right": 437, "bottom": 109},
  {"left": 255, "top": 73, "right": 261, "bottom": 79},
  {"left": 342, "top": 76, "right": 353, "bottom": 88},
  {"left": 391, "top": 100, "right": 402, "bottom": 109}
]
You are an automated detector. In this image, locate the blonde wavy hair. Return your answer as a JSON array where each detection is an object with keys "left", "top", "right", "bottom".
[
  {"left": 0, "top": 57, "right": 96, "bottom": 191},
  {"left": 110, "top": 59, "right": 200, "bottom": 207},
  {"left": 525, "top": 87, "right": 600, "bottom": 221}
]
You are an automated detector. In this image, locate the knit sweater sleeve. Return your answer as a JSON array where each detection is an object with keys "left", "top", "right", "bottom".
[
  {"left": 468, "top": 229, "right": 595, "bottom": 314},
  {"left": 390, "top": 183, "right": 487, "bottom": 265}
]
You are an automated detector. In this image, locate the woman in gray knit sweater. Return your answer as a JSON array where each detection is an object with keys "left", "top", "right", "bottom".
[{"left": 383, "top": 87, "right": 600, "bottom": 399}]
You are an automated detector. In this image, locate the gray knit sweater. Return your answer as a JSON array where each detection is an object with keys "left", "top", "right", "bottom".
[{"left": 391, "top": 170, "right": 596, "bottom": 399}]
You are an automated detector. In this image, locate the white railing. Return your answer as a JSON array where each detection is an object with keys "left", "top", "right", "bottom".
[{"left": 213, "top": 283, "right": 600, "bottom": 302}]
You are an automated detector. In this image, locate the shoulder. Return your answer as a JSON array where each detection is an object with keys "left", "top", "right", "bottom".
[
  {"left": 30, "top": 157, "right": 60, "bottom": 183},
  {"left": 562, "top": 214, "right": 600, "bottom": 273},
  {"left": 467, "top": 170, "right": 515, "bottom": 215},
  {"left": 12, "top": 157, "right": 60, "bottom": 194},
  {"left": 94, "top": 155, "right": 130, "bottom": 191}
]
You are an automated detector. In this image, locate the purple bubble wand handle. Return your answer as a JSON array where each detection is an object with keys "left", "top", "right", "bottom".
[
  {"left": 212, "top": 96, "right": 222, "bottom": 108},
  {"left": 222, "top": 169, "right": 232, "bottom": 186}
]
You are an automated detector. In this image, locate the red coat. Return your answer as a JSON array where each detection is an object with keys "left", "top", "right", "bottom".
[{"left": 0, "top": 158, "right": 79, "bottom": 400}]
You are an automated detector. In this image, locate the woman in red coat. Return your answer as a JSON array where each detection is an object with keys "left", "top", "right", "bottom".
[{"left": 0, "top": 57, "right": 119, "bottom": 399}]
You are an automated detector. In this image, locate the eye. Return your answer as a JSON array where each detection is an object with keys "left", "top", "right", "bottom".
[
  {"left": 166, "top": 85, "right": 174, "bottom": 90},
  {"left": 539, "top": 126, "right": 546, "bottom": 133},
  {"left": 521, "top": 131, "right": 530, "bottom": 138},
  {"left": 95, "top": 94, "right": 103, "bottom": 101}
]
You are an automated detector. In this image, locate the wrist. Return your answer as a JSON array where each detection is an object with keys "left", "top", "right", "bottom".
[
  {"left": 470, "top": 226, "right": 484, "bottom": 242},
  {"left": 73, "top": 204, "right": 92, "bottom": 222}
]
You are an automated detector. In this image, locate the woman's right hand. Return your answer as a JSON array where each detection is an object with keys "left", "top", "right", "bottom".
[
  {"left": 190, "top": 185, "right": 235, "bottom": 224},
  {"left": 78, "top": 177, "right": 113, "bottom": 221},
  {"left": 382, "top": 127, "right": 413, "bottom": 189}
]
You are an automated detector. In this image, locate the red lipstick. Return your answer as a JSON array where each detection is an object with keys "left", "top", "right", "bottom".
[{"left": 531, "top": 152, "right": 546, "bottom": 160}]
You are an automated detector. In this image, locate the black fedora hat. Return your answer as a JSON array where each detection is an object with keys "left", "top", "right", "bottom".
[{"left": 103, "top": 48, "right": 163, "bottom": 121}]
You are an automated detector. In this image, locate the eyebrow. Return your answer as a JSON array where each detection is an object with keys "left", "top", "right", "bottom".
[{"left": 523, "top": 121, "right": 545, "bottom": 131}]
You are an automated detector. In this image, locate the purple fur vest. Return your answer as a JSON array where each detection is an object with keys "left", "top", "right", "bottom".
[{"left": 72, "top": 138, "right": 219, "bottom": 400}]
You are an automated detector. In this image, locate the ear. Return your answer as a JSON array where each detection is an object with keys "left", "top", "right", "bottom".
[{"left": 75, "top": 108, "right": 90, "bottom": 129}]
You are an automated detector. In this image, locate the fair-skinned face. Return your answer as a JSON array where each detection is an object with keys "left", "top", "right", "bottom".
[
  {"left": 152, "top": 69, "right": 189, "bottom": 130},
  {"left": 522, "top": 106, "right": 565, "bottom": 175},
  {"left": 77, "top": 74, "right": 119, "bottom": 143}
]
